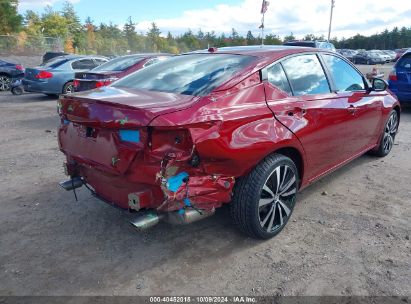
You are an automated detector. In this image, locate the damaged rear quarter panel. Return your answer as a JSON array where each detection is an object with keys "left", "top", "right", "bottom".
[{"left": 150, "top": 82, "right": 305, "bottom": 178}]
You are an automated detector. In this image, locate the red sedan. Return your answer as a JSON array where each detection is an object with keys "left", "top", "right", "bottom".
[{"left": 58, "top": 46, "right": 400, "bottom": 239}]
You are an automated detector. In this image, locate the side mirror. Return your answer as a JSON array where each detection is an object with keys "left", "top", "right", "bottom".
[{"left": 371, "top": 78, "right": 388, "bottom": 92}]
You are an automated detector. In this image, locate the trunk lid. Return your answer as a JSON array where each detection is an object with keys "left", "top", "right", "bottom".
[
  {"left": 74, "top": 71, "right": 121, "bottom": 92},
  {"left": 75, "top": 71, "right": 120, "bottom": 80},
  {"left": 60, "top": 86, "right": 199, "bottom": 127},
  {"left": 59, "top": 86, "right": 200, "bottom": 175},
  {"left": 24, "top": 67, "right": 43, "bottom": 81}
]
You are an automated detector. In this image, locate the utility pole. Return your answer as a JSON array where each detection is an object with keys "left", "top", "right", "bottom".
[{"left": 328, "top": 0, "right": 335, "bottom": 41}]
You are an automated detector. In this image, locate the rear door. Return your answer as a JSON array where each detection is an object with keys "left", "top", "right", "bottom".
[
  {"left": 263, "top": 53, "right": 351, "bottom": 181},
  {"left": 321, "top": 53, "right": 383, "bottom": 154}
]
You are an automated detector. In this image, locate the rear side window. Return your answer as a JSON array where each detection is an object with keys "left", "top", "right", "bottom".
[
  {"left": 397, "top": 54, "right": 411, "bottom": 70},
  {"left": 323, "top": 54, "right": 365, "bottom": 92},
  {"left": 282, "top": 54, "right": 330, "bottom": 96},
  {"left": 72, "top": 59, "right": 96, "bottom": 70},
  {"left": 267, "top": 63, "right": 292, "bottom": 95}
]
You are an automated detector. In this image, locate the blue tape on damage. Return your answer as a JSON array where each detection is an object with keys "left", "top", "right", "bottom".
[
  {"left": 119, "top": 130, "right": 140, "bottom": 143},
  {"left": 184, "top": 198, "right": 191, "bottom": 207},
  {"left": 166, "top": 172, "right": 189, "bottom": 193}
]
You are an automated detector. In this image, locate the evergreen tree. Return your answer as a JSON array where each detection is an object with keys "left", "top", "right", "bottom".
[{"left": 0, "top": 0, "right": 23, "bottom": 34}]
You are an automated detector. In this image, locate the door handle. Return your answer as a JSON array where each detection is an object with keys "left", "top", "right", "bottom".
[
  {"left": 347, "top": 105, "right": 357, "bottom": 114},
  {"left": 287, "top": 107, "right": 306, "bottom": 116}
]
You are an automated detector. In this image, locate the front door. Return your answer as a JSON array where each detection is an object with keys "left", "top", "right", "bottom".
[
  {"left": 320, "top": 54, "right": 383, "bottom": 155},
  {"left": 263, "top": 53, "right": 351, "bottom": 182}
]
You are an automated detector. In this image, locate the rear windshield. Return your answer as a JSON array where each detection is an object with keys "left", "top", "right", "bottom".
[
  {"left": 41, "top": 57, "right": 71, "bottom": 68},
  {"left": 398, "top": 54, "right": 411, "bottom": 69},
  {"left": 113, "top": 54, "right": 255, "bottom": 96},
  {"left": 92, "top": 56, "right": 144, "bottom": 72}
]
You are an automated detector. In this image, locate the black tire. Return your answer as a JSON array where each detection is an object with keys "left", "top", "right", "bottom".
[
  {"left": 231, "top": 154, "right": 299, "bottom": 239},
  {"left": 63, "top": 81, "right": 75, "bottom": 94},
  {"left": 45, "top": 93, "right": 58, "bottom": 97},
  {"left": 0, "top": 75, "right": 11, "bottom": 91},
  {"left": 366, "top": 60, "right": 371, "bottom": 65},
  {"left": 11, "top": 87, "right": 23, "bottom": 95},
  {"left": 372, "top": 110, "right": 399, "bottom": 157}
]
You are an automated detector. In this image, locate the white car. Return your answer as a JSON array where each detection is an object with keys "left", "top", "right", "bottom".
[{"left": 370, "top": 50, "right": 390, "bottom": 63}]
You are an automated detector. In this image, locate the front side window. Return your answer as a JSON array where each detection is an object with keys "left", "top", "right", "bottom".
[
  {"left": 113, "top": 54, "right": 255, "bottom": 96},
  {"left": 267, "top": 63, "right": 292, "bottom": 95},
  {"left": 323, "top": 54, "right": 365, "bottom": 92},
  {"left": 282, "top": 54, "right": 330, "bottom": 96}
]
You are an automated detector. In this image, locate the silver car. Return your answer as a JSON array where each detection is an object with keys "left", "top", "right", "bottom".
[{"left": 23, "top": 55, "right": 108, "bottom": 96}]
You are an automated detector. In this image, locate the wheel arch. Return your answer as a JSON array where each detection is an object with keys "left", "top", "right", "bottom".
[
  {"left": 271, "top": 146, "right": 305, "bottom": 188},
  {"left": 393, "top": 105, "right": 401, "bottom": 123},
  {"left": 62, "top": 80, "right": 74, "bottom": 94}
]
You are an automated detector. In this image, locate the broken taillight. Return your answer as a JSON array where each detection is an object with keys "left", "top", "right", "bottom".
[{"left": 148, "top": 128, "right": 193, "bottom": 160}]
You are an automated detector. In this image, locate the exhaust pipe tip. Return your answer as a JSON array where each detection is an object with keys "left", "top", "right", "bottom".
[
  {"left": 130, "top": 212, "right": 163, "bottom": 231},
  {"left": 59, "top": 177, "right": 83, "bottom": 191},
  {"left": 129, "top": 208, "right": 215, "bottom": 231},
  {"left": 164, "top": 208, "right": 215, "bottom": 225}
]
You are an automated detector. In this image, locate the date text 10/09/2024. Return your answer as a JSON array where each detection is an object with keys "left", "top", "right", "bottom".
[{"left": 149, "top": 297, "right": 257, "bottom": 303}]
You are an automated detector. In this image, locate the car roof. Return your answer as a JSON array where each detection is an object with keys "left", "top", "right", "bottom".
[
  {"left": 54, "top": 55, "right": 107, "bottom": 61},
  {"left": 120, "top": 53, "right": 172, "bottom": 59},
  {"left": 189, "top": 45, "right": 316, "bottom": 57}
]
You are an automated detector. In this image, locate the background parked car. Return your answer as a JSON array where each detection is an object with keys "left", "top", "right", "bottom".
[
  {"left": 283, "top": 40, "right": 336, "bottom": 52},
  {"left": 352, "top": 51, "right": 384, "bottom": 65},
  {"left": 23, "top": 55, "right": 108, "bottom": 96},
  {"left": 394, "top": 48, "right": 410, "bottom": 61},
  {"left": 382, "top": 50, "right": 397, "bottom": 62},
  {"left": 337, "top": 49, "right": 358, "bottom": 62},
  {"left": 42, "top": 52, "right": 68, "bottom": 64},
  {"left": 0, "top": 59, "right": 24, "bottom": 91},
  {"left": 74, "top": 53, "right": 171, "bottom": 92},
  {"left": 388, "top": 49, "right": 411, "bottom": 103},
  {"left": 369, "top": 50, "right": 390, "bottom": 63}
]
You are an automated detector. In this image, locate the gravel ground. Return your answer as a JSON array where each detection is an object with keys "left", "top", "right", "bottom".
[{"left": 0, "top": 91, "right": 410, "bottom": 297}]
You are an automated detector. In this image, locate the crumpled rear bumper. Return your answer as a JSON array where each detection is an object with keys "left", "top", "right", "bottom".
[{"left": 64, "top": 160, "right": 235, "bottom": 212}]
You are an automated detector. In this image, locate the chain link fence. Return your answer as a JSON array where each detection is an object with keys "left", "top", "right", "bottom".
[{"left": 0, "top": 34, "right": 63, "bottom": 56}]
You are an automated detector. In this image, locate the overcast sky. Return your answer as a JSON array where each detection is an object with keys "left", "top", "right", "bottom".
[{"left": 18, "top": 0, "right": 411, "bottom": 39}]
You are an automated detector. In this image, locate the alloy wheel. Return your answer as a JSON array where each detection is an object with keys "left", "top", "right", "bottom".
[
  {"left": 383, "top": 111, "right": 398, "bottom": 154},
  {"left": 65, "top": 84, "right": 74, "bottom": 94},
  {"left": 258, "top": 165, "right": 297, "bottom": 233},
  {"left": 0, "top": 76, "right": 11, "bottom": 91}
]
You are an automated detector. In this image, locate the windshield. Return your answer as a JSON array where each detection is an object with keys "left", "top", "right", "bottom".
[
  {"left": 92, "top": 55, "right": 144, "bottom": 72},
  {"left": 398, "top": 54, "right": 411, "bottom": 69},
  {"left": 113, "top": 54, "right": 256, "bottom": 96}
]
